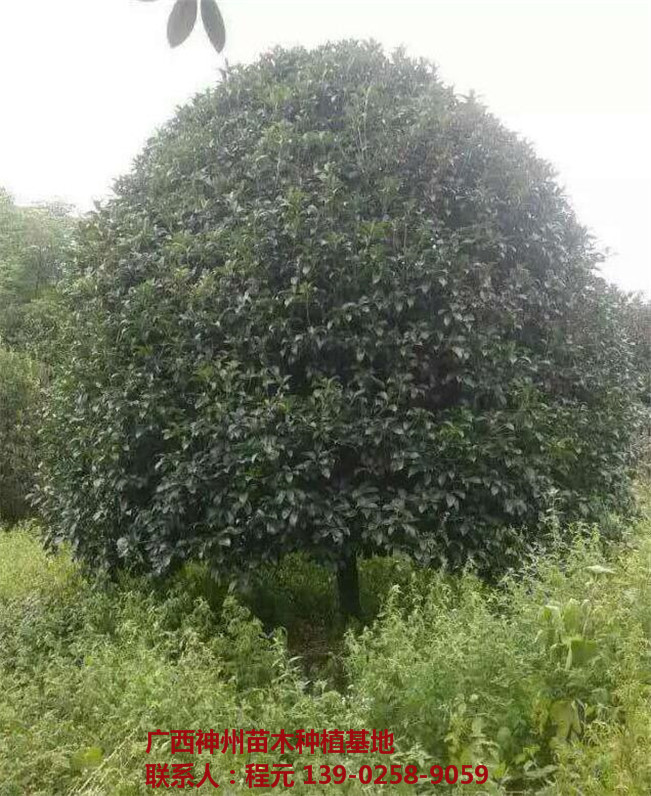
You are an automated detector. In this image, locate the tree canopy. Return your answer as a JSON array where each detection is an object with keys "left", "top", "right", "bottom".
[{"left": 36, "top": 42, "right": 645, "bottom": 613}]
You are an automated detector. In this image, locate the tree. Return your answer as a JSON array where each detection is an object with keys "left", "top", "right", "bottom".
[
  {"left": 36, "top": 42, "right": 644, "bottom": 615},
  {"left": 625, "top": 297, "right": 651, "bottom": 476},
  {"left": 0, "top": 189, "right": 75, "bottom": 359},
  {"left": 0, "top": 346, "right": 40, "bottom": 522},
  {"left": 0, "top": 190, "right": 74, "bottom": 520}
]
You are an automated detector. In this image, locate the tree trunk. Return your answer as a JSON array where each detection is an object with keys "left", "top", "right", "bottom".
[{"left": 337, "top": 550, "right": 361, "bottom": 619}]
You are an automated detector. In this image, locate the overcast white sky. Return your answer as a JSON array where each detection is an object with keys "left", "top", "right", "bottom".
[{"left": 1, "top": 0, "right": 649, "bottom": 296}]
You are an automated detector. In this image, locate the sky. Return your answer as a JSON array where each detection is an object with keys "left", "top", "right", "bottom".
[{"left": 1, "top": 0, "right": 649, "bottom": 297}]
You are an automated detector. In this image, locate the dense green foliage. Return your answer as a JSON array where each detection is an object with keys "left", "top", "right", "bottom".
[
  {"left": 0, "top": 347, "right": 40, "bottom": 521},
  {"left": 625, "top": 298, "right": 651, "bottom": 473},
  {"left": 0, "top": 189, "right": 75, "bottom": 520},
  {"left": 2, "top": 498, "right": 651, "bottom": 795},
  {"left": 36, "top": 42, "right": 644, "bottom": 593},
  {"left": 0, "top": 188, "right": 74, "bottom": 359}
]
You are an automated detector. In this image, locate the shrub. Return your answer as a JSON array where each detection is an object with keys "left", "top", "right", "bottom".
[
  {"left": 36, "top": 42, "right": 644, "bottom": 613},
  {"left": 346, "top": 497, "right": 651, "bottom": 793},
  {"left": 0, "top": 528, "right": 382, "bottom": 796}
]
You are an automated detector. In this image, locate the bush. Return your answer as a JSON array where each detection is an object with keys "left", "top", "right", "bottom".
[
  {"left": 36, "top": 42, "right": 644, "bottom": 610},
  {"left": 0, "top": 528, "right": 366, "bottom": 796},
  {"left": 0, "top": 347, "right": 40, "bottom": 521},
  {"left": 345, "top": 495, "right": 651, "bottom": 793}
]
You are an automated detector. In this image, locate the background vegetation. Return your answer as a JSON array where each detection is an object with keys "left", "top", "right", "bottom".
[
  {"left": 0, "top": 188, "right": 74, "bottom": 358},
  {"left": 0, "top": 189, "right": 74, "bottom": 521}
]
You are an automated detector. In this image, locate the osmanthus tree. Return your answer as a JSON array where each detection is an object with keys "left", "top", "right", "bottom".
[
  {"left": 36, "top": 42, "right": 644, "bottom": 615},
  {"left": 626, "top": 298, "right": 651, "bottom": 472}
]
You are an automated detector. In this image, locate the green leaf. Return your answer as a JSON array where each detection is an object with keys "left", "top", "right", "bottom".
[
  {"left": 586, "top": 564, "right": 616, "bottom": 576},
  {"left": 167, "top": 0, "right": 198, "bottom": 48},
  {"left": 201, "top": 0, "right": 226, "bottom": 52},
  {"left": 71, "top": 746, "right": 104, "bottom": 772},
  {"left": 550, "top": 700, "right": 581, "bottom": 740}
]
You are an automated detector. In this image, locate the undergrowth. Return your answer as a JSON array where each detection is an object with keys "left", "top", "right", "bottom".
[{"left": 1, "top": 492, "right": 651, "bottom": 795}]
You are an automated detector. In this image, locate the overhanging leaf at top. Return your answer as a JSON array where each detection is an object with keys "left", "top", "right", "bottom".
[
  {"left": 137, "top": 0, "right": 226, "bottom": 52},
  {"left": 167, "top": 0, "right": 198, "bottom": 47}
]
